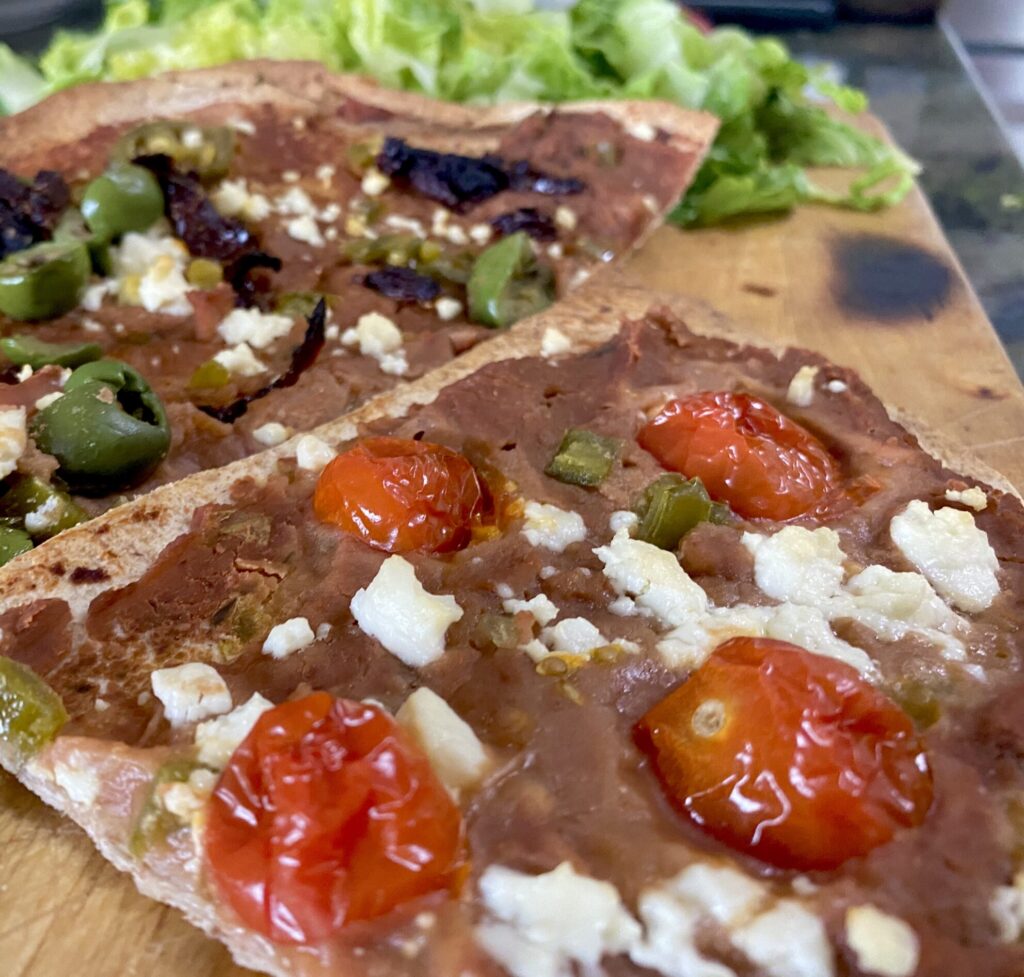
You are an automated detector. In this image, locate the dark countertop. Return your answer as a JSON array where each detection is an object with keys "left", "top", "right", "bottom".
[
  {"left": 5, "top": 13, "right": 1023, "bottom": 376},
  {"left": 780, "top": 21, "right": 1024, "bottom": 377}
]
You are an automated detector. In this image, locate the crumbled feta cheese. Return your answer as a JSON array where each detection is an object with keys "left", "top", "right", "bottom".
[
  {"left": 286, "top": 214, "right": 325, "bottom": 246},
  {"left": 282, "top": 169, "right": 300, "bottom": 183},
  {"left": 214, "top": 342, "right": 266, "bottom": 377},
  {"left": 890, "top": 500, "right": 999, "bottom": 612},
  {"left": 783, "top": 366, "right": 818, "bottom": 408},
  {"left": 160, "top": 769, "right": 216, "bottom": 821},
  {"left": 81, "top": 280, "right": 115, "bottom": 311},
  {"left": 0, "top": 406, "right": 27, "bottom": 480},
  {"left": 477, "top": 863, "right": 641, "bottom": 977},
  {"left": 991, "top": 871, "right": 1024, "bottom": 942},
  {"left": 341, "top": 312, "right": 408, "bottom": 376},
  {"left": 540, "top": 326, "right": 572, "bottom": 358},
  {"left": 384, "top": 214, "right": 427, "bottom": 237},
  {"left": 522, "top": 501, "right": 587, "bottom": 553},
  {"left": 944, "top": 486, "right": 987, "bottom": 511},
  {"left": 34, "top": 391, "right": 63, "bottom": 411},
  {"left": 765, "top": 602, "right": 878, "bottom": 676},
  {"left": 275, "top": 186, "right": 318, "bottom": 217},
  {"left": 181, "top": 127, "right": 204, "bottom": 149},
  {"left": 252, "top": 421, "right": 290, "bottom": 447},
  {"left": 743, "top": 527, "right": 846, "bottom": 605},
  {"left": 627, "top": 120, "right": 657, "bottom": 141},
  {"left": 361, "top": 168, "right": 390, "bottom": 196},
  {"left": 554, "top": 206, "right": 577, "bottom": 231},
  {"left": 114, "top": 230, "right": 192, "bottom": 315},
  {"left": 151, "top": 663, "right": 231, "bottom": 727},
  {"left": 495, "top": 583, "right": 514, "bottom": 599},
  {"left": 826, "top": 378, "right": 848, "bottom": 393},
  {"left": 217, "top": 307, "right": 294, "bottom": 350},
  {"left": 316, "top": 163, "right": 336, "bottom": 183},
  {"left": 396, "top": 687, "right": 491, "bottom": 794},
  {"left": 596, "top": 529, "right": 708, "bottom": 628},
  {"left": 53, "top": 755, "right": 101, "bottom": 806},
  {"left": 295, "top": 434, "right": 336, "bottom": 472},
  {"left": 435, "top": 297, "right": 463, "bottom": 321},
  {"left": 15, "top": 364, "right": 32, "bottom": 381},
  {"left": 446, "top": 224, "right": 469, "bottom": 246},
  {"left": 469, "top": 223, "right": 493, "bottom": 245},
  {"left": 212, "top": 178, "right": 272, "bottom": 221},
  {"left": 504, "top": 594, "right": 559, "bottom": 626},
  {"left": 195, "top": 693, "right": 274, "bottom": 768},
  {"left": 262, "top": 617, "right": 315, "bottom": 659},
  {"left": 547, "top": 243, "right": 564, "bottom": 260},
  {"left": 844, "top": 905, "right": 919, "bottom": 977},
  {"left": 24, "top": 496, "right": 64, "bottom": 535},
  {"left": 542, "top": 617, "right": 608, "bottom": 654},
  {"left": 350, "top": 556, "right": 463, "bottom": 667},
  {"left": 732, "top": 900, "right": 834, "bottom": 977},
  {"left": 609, "top": 510, "right": 639, "bottom": 534}
]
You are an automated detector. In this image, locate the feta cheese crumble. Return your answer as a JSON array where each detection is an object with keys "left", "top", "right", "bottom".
[
  {"left": 435, "top": 297, "right": 463, "bottom": 321},
  {"left": 114, "top": 229, "right": 192, "bottom": 315},
  {"left": 396, "top": 687, "right": 491, "bottom": 795},
  {"left": 0, "top": 406, "right": 27, "bottom": 480},
  {"left": 341, "top": 312, "right": 408, "bottom": 376},
  {"left": 350, "top": 555, "right": 463, "bottom": 666},
  {"left": 890, "top": 500, "right": 999, "bottom": 612},
  {"left": 295, "top": 434, "right": 337, "bottom": 472},
  {"left": 252, "top": 421, "right": 290, "bottom": 447},
  {"left": 844, "top": 905, "right": 919, "bottom": 977},
  {"left": 504, "top": 593, "right": 559, "bottom": 626},
  {"left": 542, "top": 617, "right": 608, "bottom": 654},
  {"left": 786, "top": 365, "right": 819, "bottom": 407},
  {"left": 540, "top": 326, "right": 572, "bottom": 358},
  {"left": 944, "top": 486, "right": 987, "bottom": 511},
  {"left": 213, "top": 342, "right": 266, "bottom": 377},
  {"left": 211, "top": 178, "right": 272, "bottom": 221},
  {"left": 743, "top": 527, "right": 845, "bottom": 605},
  {"left": 151, "top": 663, "right": 231, "bottom": 726},
  {"left": 521, "top": 501, "right": 587, "bottom": 552},
  {"left": 262, "top": 617, "right": 315, "bottom": 659},
  {"left": 217, "top": 307, "right": 294, "bottom": 350},
  {"left": 195, "top": 693, "right": 274, "bottom": 767}
]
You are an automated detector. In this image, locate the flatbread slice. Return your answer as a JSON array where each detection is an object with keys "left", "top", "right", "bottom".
[
  {"left": 1, "top": 280, "right": 1022, "bottom": 977},
  {"left": 0, "top": 60, "right": 715, "bottom": 533}
]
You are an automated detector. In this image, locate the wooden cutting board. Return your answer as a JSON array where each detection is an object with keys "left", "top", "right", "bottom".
[{"left": 3, "top": 174, "right": 1024, "bottom": 977}]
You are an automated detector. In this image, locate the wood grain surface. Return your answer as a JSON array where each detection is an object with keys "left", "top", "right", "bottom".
[{"left": 2, "top": 175, "right": 1023, "bottom": 976}]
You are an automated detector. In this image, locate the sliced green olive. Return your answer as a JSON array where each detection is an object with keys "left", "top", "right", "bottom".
[
  {"left": 31, "top": 359, "right": 171, "bottom": 494},
  {"left": 129, "top": 757, "right": 207, "bottom": 857},
  {"left": 634, "top": 474, "right": 719, "bottom": 550},
  {"left": 467, "top": 231, "right": 555, "bottom": 328},
  {"left": 545, "top": 428, "right": 621, "bottom": 487},
  {"left": 0, "top": 526, "right": 33, "bottom": 565},
  {"left": 81, "top": 162, "right": 165, "bottom": 242},
  {"left": 0, "top": 657, "right": 68, "bottom": 761},
  {"left": 114, "top": 120, "right": 235, "bottom": 182},
  {"left": 0, "top": 334, "right": 102, "bottom": 370},
  {"left": 0, "top": 474, "right": 88, "bottom": 540},
  {"left": 0, "top": 240, "right": 90, "bottom": 321},
  {"left": 53, "top": 209, "right": 114, "bottom": 275}
]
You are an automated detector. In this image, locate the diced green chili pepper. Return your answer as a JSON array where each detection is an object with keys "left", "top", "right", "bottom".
[
  {"left": 0, "top": 240, "right": 90, "bottom": 321},
  {"left": 81, "top": 162, "right": 164, "bottom": 242},
  {"left": 0, "top": 475, "right": 88, "bottom": 541},
  {"left": 129, "top": 757, "right": 206, "bottom": 857},
  {"left": 0, "top": 526, "right": 32, "bottom": 565},
  {"left": 273, "top": 291, "right": 324, "bottom": 319},
  {"left": 471, "top": 612, "right": 522, "bottom": 653},
  {"left": 0, "top": 335, "right": 102, "bottom": 370},
  {"left": 342, "top": 234, "right": 421, "bottom": 266},
  {"left": 423, "top": 249, "right": 475, "bottom": 285},
  {"left": 634, "top": 474, "right": 717, "bottom": 550},
  {"left": 0, "top": 657, "right": 68, "bottom": 761},
  {"left": 114, "top": 121, "right": 235, "bottom": 182},
  {"left": 467, "top": 231, "right": 555, "bottom": 328},
  {"left": 31, "top": 359, "right": 171, "bottom": 494},
  {"left": 187, "top": 359, "right": 230, "bottom": 390},
  {"left": 545, "top": 428, "right": 621, "bottom": 487}
]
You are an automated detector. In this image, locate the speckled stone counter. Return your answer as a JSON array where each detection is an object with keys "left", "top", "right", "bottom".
[{"left": 780, "top": 21, "right": 1024, "bottom": 377}]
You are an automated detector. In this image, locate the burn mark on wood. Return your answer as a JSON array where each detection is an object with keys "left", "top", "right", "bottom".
[{"left": 832, "top": 234, "right": 954, "bottom": 321}]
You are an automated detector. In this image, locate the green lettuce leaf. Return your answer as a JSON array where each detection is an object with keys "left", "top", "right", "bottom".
[{"left": 6, "top": 0, "right": 916, "bottom": 227}]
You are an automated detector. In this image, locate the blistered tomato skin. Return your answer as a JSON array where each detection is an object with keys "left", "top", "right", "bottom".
[
  {"left": 313, "top": 436, "right": 484, "bottom": 554},
  {"left": 204, "top": 693, "right": 466, "bottom": 945},
  {"left": 637, "top": 637, "right": 933, "bottom": 871},
  {"left": 637, "top": 391, "right": 839, "bottom": 521}
]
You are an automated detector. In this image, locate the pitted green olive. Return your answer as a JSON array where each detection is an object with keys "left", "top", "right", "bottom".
[
  {"left": 0, "top": 240, "right": 90, "bottom": 321},
  {"left": 81, "top": 162, "right": 165, "bottom": 242},
  {"left": 31, "top": 359, "right": 171, "bottom": 494},
  {"left": 0, "top": 525, "right": 32, "bottom": 566},
  {"left": 115, "top": 121, "right": 234, "bottom": 181},
  {"left": 467, "top": 231, "right": 555, "bottom": 328},
  {"left": 0, "top": 474, "right": 88, "bottom": 540},
  {"left": 54, "top": 209, "right": 113, "bottom": 275},
  {"left": 0, "top": 335, "right": 102, "bottom": 370}
]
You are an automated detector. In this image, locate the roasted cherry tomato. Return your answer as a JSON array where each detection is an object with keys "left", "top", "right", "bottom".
[
  {"left": 313, "top": 436, "right": 484, "bottom": 554},
  {"left": 637, "top": 637, "right": 932, "bottom": 870},
  {"left": 637, "top": 391, "right": 838, "bottom": 520},
  {"left": 205, "top": 693, "right": 465, "bottom": 945}
]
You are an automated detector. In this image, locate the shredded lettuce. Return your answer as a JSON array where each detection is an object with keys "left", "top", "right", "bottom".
[{"left": 0, "top": 0, "right": 917, "bottom": 226}]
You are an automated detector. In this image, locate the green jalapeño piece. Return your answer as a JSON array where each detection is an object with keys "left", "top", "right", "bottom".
[
  {"left": 32, "top": 359, "right": 171, "bottom": 494},
  {"left": 129, "top": 757, "right": 208, "bottom": 856},
  {"left": 545, "top": 428, "right": 621, "bottom": 487},
  {"left": 0, "top": 474, "right": 88, "bottom": 540},
  {"left": 467, "top": 231, "right": 555, "bottom": 328},
  {"left": 0, "top": 334, "right": 102, "bottom": 370},
  {"left": 0, "top": 658, "right": 68, "bottom": 762},
  {"left": 634, "top": 473, "right": 723, "bottom": 550},
  {"left": 114, "top": 121, "right": 235, "bottom": 182},
  {"left": 0, "top": 525, "right": 33, "bottom": 565},
  {"left": 0, "top": 240, "right": 90, "bottom": 321},
  {"left": 81, "top": 162, "right": 165, "bottom": 242}
]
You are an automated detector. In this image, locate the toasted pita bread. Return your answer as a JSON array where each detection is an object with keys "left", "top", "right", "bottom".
[{"left": 0, "top": 278, "right": 1019, "bottom": 977}]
